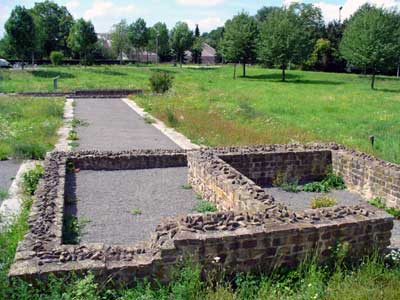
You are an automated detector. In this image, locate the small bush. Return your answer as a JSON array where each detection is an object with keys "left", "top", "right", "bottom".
[
  {"left": 50, "top": 51, "right": 64, "bottom": 66},
  {"left": 0, "top": 189, "right": 8, "bottom": 200},
  {"left": 165, "top": 107, "right": 179, "bottom": 127},
  {"left": 273, "top": 172, "right": 300, "bottom": 193},
  {"left": 149, "top": 71, "right": 174, "bottom": 93},
  {"left": 194, "top": 200, "right": 218, "bottom": 213},
  {"left": 22, "top": 164, "right": 44, "bottom": 195},
  {"left": 369, "top": 197, "right": 400, "bottom": 219},
  {"left": 311, "top": 196, "right": 337, "bottom": 209},
  {"left": 303, "top": 168, "right": 346, "bottom": 193},
  {"left": 68, "top": 130, "right": 78, "bottom": 140},
  {"left": 63, "top": 214, "right": 91, "bottom": 244}
]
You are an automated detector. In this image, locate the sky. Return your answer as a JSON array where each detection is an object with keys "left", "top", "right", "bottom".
[{"left": 1, "top": 0, "right": 400, "bottom": 37}]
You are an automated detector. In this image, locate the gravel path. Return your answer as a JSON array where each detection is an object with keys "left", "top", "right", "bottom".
[
  {"left": 0, "top": 160, "right": 20, "bottom": 203},
  {"left": 74, "top": 98, "right": 179, "bottom": 151},
  {"left": 65, "top": 167, "right": 197, "bottom": 245},
  {"left": 265, "top": 187, "right": 365, "bottom": 212}
]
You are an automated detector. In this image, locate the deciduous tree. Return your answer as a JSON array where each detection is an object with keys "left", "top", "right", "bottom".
[
  {"left": 110, "top": 19, "right": 129, "bottom": 64},
  {"left": 31, "top": 0, "right": 73, "bottom": 57},
  {"left": 258, "top": 7, "right": 301, "bottom": 81},
  {"left": 5, "top": 6, "right": 36, "bottom": 68},
  {"left": 340, "top": 5, "right": 400, "bottom": 89},
  {"left": 129, "top": 18, "right": 149, "bottom": 61},
  {"left": 67, "top": 18, "right": 97, "bottom": 65},
  {"left": 148, "top": 22, "right": 171, "bottom": 62},
  {"left": 221, "top": 12, "right": 258, "bottom": 78},
  {"left": 170, "top": 22, "right": 193, "bottom": 67}
]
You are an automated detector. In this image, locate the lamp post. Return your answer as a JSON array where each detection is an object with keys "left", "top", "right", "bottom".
[{"left": 339, "top": 6, "right": 343, "bottom": 23}]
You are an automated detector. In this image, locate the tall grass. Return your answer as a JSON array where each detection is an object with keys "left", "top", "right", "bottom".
[{"left": 0, "top": 97, "right": 64, "bottom": 160}]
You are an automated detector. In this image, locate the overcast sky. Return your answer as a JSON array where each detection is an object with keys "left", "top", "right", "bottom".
[{"left": 1, "top": 0, "right": 399, "bottom": 37}]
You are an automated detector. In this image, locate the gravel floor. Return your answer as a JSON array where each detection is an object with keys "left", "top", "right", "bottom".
[
  {"left": 65, "top": 167, "right": 197, "bottom": 245},
  {"left": 0, "top": 160, "right": 20, "bottom": 203},
  {"left": 265, "top": 187, "right": 365, "bottom": 212},
  {"left": 74, "top": 98, "right": 179, "bottom": 151}
]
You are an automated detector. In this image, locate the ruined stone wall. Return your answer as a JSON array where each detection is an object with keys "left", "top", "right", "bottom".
[
  {"left": 187, "top": 152, "right": 274, "bottom": 212},
  {"left": 9, "top": 146, "right": 396, "bottom": 285},
  {"left": 157, "top": 211, "right": 393, "bottom": 276},
  {"left": 70, "top": 150, "right": 187, "bottom": 170},
  {"left": 332, "top": 149, "right": 400, "bottom": 208},
  {"left": 220, "top": 151, "right": 332, "bottom": 186}
]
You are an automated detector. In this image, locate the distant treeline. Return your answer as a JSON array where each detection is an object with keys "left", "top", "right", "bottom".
[{"left": 1, "top": 1, "right": 399, "bottom": 87}]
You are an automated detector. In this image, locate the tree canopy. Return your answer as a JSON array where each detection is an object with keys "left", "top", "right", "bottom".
[
  {"left": 31, "top": 0, "right": 73, "bottom": 57},
  {"left": 110, "top": 19, "right": 129, "bottom": 63},
  {"left": 221, "top": 12, "right": 258, "bottom": 77},
  {"left": 67, "top": 18, "right": 97, "bottom": 64},
  {"left": 340, "top": 5, "right": 400, "bottom": 89},
  {"left": 258, "top": 7, "right": 302, "bottom": 81},
  {"left": 5, "top": 6, "right": 36, "bottom": 66},
  {"left": 129, "top": 18, "right": 149, "bottom": 59},
  {"left": 148, "top": 22, "right": 171, "bottom": 62},
  {"left": 170, "top": 22, "right": 193, "bottom": 67}
]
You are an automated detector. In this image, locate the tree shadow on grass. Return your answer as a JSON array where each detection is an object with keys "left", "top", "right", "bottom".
[
  {"left": 86, "top": 69, "right": 127, "bottom": 76},
  {"left": 150, "top": 68, "right": 178, "bottom": 74},
  {"left": 31, "top": 70, "right": 75, "bottom": 79},
  {"left": 245, "top": 73, "right": 344, "bottom": 85},
  {"left": 376, "top": 88, "right": 400, "bottom": 93}
]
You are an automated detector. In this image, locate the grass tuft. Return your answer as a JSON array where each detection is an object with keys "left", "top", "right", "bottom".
[{"left": 311, "top": 196, "right": 338, "bottom": 208}]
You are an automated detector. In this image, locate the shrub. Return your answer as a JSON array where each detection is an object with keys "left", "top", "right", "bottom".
[
  {"left": 311, "top": 196, "right": 337, "bottom": 209},
  {"left": 165, "top": 106, "right": 179, "bottom": 127},
  {"left": 22, "top": 164, "right": 44, "bottom": 195},
  {"left": 149, "top": 71, "right": 174, "bottom": 93},
  {"left": 303, "top": 168, "right": 346, "bottom": 193},
  {"left": 194, "top": 200, "right": 218, "bottom": 213},
  {"left": 50, "top": 51, "right": 64, "bottom": 66},
  {"left": 368, "top": 198, "right": 400, "bottom": 219},
  {"left": 273, "top": 172, "right": 300, "bottom": 193}
]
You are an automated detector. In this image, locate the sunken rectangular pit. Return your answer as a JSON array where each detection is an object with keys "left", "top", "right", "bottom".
[
  {"left": 9, "top": 145, "right": 396, "bottom": 285},
  {"left": 64, "top": 167, "right": 198, "bottom": 245}
]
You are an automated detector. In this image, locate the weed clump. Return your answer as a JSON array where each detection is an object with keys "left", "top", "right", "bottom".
[
  {"left": 311, "top": 196, "right": 337, "bottom": 208},
  {"left": 149, "top": 71, "right": 174, "bottom": 94},
  {"left": 368, "top": 198, "right": 400, "bottom": 219},
  {"left": 22, "top": 164, "right": 44, "bottom": 195},
  {"left": 303, "top": 168, "right": 346, "bottom": 193},
  {"left": 194, "top": 199, "right": 218, "bottom": 213}
]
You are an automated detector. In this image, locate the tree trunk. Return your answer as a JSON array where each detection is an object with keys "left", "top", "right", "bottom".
[
  {"left": 242, "top": 63, "right": 246, "bottom": 77},
  {"left": 21, "top": 60, "right": 24, "bottom": 70},
  {"left": 180, "top": 55, "right": 182, "bottom": 68},
  {"left": 233, "top": 63, "right": 237, "bottom": 79},
  {"left": 120, "top": 50, "right": 122, "bottom": 65},
  {"left": 397, "top": 63, "right": 399, "bottom": 78},
  {"left": 371, "top": 71, "right": 376, "bottom": 90},
  {"left": 281, "top": 65, "right": 286, "bottom": 82}
]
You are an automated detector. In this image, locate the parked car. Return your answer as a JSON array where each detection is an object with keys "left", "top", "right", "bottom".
[{"left": 0, "top": 58, "right": 11, "bottom": 68}]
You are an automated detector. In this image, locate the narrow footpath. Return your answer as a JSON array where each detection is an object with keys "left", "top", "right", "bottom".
[
  {"left": 67, "top": 98, "right": 197, "bottom": 245},
  {"left": 74, "top": 98, "right": 180, "bottom": 151}
]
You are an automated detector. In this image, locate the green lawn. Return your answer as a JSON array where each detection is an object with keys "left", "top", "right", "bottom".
[
  {"left": 1, "top": 65, "right": 400, "bottom": 163},
  {"left": 0, "top": 97, "right": 64, "bottom": 160}
]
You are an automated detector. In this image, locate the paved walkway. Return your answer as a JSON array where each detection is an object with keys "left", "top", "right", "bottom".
[
  {"left": 66, "top": 98, "right": 196, "bottom": 245},
  {"left": 74, "top": 98, "right": 180, "bottom": 151},
  {"left": 0, "top": 160, "right": 20, "bottom": 204}
]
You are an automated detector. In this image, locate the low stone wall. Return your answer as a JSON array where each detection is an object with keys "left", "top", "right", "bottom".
[
  {"left": 332, "top": 148, "right": 400, "bottom": 208},
  {"left": 220, "top": 150, "right": 331, "bottom": 186},
  {"left": 69, "top": 150, "right": 187, "bottom": 170},
  {"left": 8, "top": 145, "right": 395, "bottom": 285},
  {"left": 13, "top": 89, "right": 143, "bottom": 98}
]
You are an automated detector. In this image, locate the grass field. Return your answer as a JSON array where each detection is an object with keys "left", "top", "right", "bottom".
[
  {"left": 0, "top": 97, "right": 64, "bottom": 160},
  {"left": 2, "top": 65, "right": 398, "bottom": 163}
]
